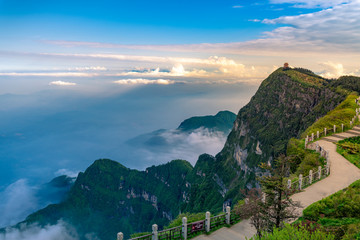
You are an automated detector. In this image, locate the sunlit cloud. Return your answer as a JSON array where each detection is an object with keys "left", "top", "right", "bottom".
[
  {"left": 49, "top": 81, "right": 77, "bottom": 86},
  {"left": 316, "top": 61, "right": 360, "bottom": 78},
  {"left": 113, "top": 78, "right": 175, "bottom": 85}
]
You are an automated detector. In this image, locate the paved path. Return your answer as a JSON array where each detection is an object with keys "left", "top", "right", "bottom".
[
  {"left": 193, "top": 126, "right": 360, "bottom": 240},
  {"left": 292, "top": 126, "right": 360, "bottom": 211}
]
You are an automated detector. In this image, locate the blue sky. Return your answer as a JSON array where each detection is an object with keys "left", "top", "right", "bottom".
[
  {"left": 1, "top": 0, "right": 360, "bottom": 92},
  {"left": 0, "top": 0, "right": 316, "bottom": 45}
]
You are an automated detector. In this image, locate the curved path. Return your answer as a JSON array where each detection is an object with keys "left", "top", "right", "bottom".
[{"left": 193, "top": 126, "right": 360, "bottom": 240}]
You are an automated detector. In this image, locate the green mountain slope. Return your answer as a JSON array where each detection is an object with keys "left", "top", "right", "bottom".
[
  {"left": 177, "top": 110, "right": 236, "bottom": 133},
  {"left": 21, "top": 159, "right": 192, "bottom": 239}
]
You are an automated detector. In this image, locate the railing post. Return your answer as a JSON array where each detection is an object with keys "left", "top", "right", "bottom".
[
  {"left": 182, "top": 217, "right": 187, "bottom": 240},
  {"left": 117, "top": 232, "right": 123, "bottom": 240},
  {"left": 326, "top": 164, "right": 330, "bottom": 176},
  {"left": 334, "top": 125, "right": 336, "bottom": 133},
  {"left": 311, "top": 133, "right": 314, "bottom": 141},
  {"left": 317, "top": 131, "right": 319, "bottom": 139},
  {"left": 226, "top": 206, "right": 231, "bottom": 225},
  {"left": 309, "top": 170, "right": 313, "bottom": 184},
  {"left": 287, "top": 179, "right": 291, "bottom": 189},
  {"left": 152, "top": 224, "right": 158, "bottom": 240},
  {"left": 342, "top": 123, "right": 344, "bottom": 132},
  {"left": 318, "top": 166, "right": 322, "bottom": 180},
  {"left": 205, "top": 211, "right": 211, "bottom": 232},
  {"left": 305, "top": 138, "right": 308, "bottom": 149},
  {"left": 324, "top": 128, "right": 327, "bottom": 136},
  {"left": 299, "top": 174, "right": 303, "bottom": 190}
]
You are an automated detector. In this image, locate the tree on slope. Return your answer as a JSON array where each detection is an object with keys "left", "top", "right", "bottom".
[{"left": 237, "top": 155, "right": 300, "bottom": 237}]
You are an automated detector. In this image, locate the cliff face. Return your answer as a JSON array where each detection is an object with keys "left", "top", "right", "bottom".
[{"left": 185, "top": 68, "right": 346, "bottom": 210}]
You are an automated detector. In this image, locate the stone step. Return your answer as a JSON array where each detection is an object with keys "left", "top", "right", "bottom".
[
  {"left": 346, "top": 129, "right": 360, "bottom": 135},
  {"left": 321, "top": 137, "right": 338, "bottom": 143},
  {"left": 330, "top": 134, "right": 347, "bottom": 140}
]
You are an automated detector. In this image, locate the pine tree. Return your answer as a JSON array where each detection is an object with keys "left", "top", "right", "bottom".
[
  {"left": 259, "top": 155, "right": 300, "bottom": 232},
  {"left": 237, "top": 155, "right": 300, "bottom": 238}
]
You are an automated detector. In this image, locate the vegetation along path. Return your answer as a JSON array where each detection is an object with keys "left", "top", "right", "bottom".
[{"left": 193, "top": 126, "right": 360, "bottom": 240}]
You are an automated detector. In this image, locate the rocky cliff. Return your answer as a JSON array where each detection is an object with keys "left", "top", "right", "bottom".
[{"left": 185, "top": 67, "right": 347, "bottom": 211}]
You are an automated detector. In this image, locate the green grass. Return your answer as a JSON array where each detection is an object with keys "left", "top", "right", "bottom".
[
  {"left": 318, "top": 217, "right": 360, "bottom": 227},
  {"left": 249, "top": 224, "right": 335, "bottom": 240},
  {"left": 301, "top": 93, "right": 359, "bottom": 138},
  {"left": 302, "top": 180, "right": 360, "bottom": 239},
  {"left": 337, "top": 136, "right": 360, "bottom": 169},
  {"left": 283, "top": 69, "right": 327, "bottom": 88},
  {"left": 303, "top": 180, "right": 360, "bottom": 220},
  {"left": 287, "top": 138, "right": 326, "bottom": 176}
]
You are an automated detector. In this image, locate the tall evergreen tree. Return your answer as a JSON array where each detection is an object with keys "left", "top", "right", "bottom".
[{"left": 259, "top": 155, "right": 300, "bottom": 232}]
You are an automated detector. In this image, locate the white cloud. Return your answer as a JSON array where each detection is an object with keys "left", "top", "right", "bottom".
[
  {"left": 113, "top": 78, "right": 175, "bottom": 85},
  {"left": 132, "top": 128, "right": 228, "bottom": 166},
  {"left": 0, "top": 179, "right": 37, "bottom": 228},
  {"left": 270, "top": 0, "right": 351, "bottom": 8},
  {"left": 232, "top": 5, "right": 243, "bottom": 8},
  {"left": 318, "top": 61, "right": 347, "bottom": 78},
  {"left": 55, "top": 169, "right": 79, "bottom": 178},
  {"left": 0, "top": 221, "right": 79, "bottom": 240},
  {"left": 261, "top": 0, "right": 360, "bottom": 51},
  {"left": 49, "top": 81, "right": 77, "bottom": 86}
]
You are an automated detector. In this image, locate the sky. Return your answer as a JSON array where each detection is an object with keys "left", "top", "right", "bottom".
[
  {"left": 1, "top": 0, "right": 360, "bottom": 238},
  {"left": 1, "top": 0, "right": 360, "bottom": 92}
]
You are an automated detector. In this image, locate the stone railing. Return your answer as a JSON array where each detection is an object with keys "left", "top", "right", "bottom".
[
  {"left": 305, "top": 100, "right": 360, "bottom": 148},
  {"left": 117, "top": 206, "right": 237, "bottom": 240},
  {"left": 287, "top": 144, "right": 330, "bottom": 191}
]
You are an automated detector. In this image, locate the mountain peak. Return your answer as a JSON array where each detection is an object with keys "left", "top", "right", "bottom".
[{"left": 177, "top": 111, "right": 236, "bottom": 133}]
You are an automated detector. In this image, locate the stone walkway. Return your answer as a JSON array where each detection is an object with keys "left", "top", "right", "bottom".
[
  {"left": 292, "top": 126, "right": 360, "bottom": 211},
  {"left": 193, "top": 126, "right": 360, "bottom": 240}
]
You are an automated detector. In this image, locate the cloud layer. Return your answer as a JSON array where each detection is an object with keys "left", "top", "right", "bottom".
[
  {"left": 127, "top": 127, "right": 228, "bottom": 166},
  {"left": 0, "top": 221, "right": 79, "bottom": 240},
  {"left": 0, "top": 179, "right": 38, "bottom": 228}
]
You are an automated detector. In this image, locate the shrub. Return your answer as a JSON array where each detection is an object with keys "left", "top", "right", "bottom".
[{"left": 250, "top": 224, "right": 335, "bottom": 239}]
